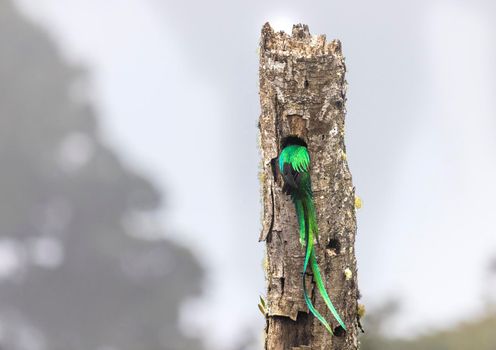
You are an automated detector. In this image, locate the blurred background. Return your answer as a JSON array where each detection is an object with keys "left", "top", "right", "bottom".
[{"left": 0, "top": 0, "right": 495, "bottom": 349}]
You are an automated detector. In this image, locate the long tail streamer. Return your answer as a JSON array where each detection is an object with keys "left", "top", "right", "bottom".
[{"left": 295, "top": 194, "right": 347, "bottom": 334}]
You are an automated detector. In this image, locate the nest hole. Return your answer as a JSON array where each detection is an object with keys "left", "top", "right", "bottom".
[
  {"left": 281, "top": 135, "right": 307, "bottom": 149},
  {"left": 326, "top": 238, "right": 341, "bottom": 254}
]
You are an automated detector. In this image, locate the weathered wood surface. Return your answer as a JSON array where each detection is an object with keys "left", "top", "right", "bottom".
[{"left": 258, "top": 23, "right": 359, "bottom": 350}]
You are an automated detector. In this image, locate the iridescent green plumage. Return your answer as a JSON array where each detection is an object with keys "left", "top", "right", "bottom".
[{"left": 279, "top": 144, "right": 346, "bottom": 335}]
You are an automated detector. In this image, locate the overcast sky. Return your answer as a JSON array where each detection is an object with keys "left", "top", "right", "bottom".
[{"left": 13, "top": 0, "right": 496, "bottom": 348}]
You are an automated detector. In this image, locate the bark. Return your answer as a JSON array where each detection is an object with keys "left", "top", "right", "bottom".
[{"left": 258, "top": 23, "right": 359, "bottom": 350}]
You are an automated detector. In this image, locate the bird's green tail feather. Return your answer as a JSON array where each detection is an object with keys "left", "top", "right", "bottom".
[
  {"left": 295, "top": 195, "right": 346, "bottom": 333},
  {"left": 293, "top": 198, "right": 306, "bottom": 246},
  {"left": 300, "top": 198, "right": 334, "bottom": 334},
  {"left": 311, "top": 252, "right": 347, "bottom": 330}
]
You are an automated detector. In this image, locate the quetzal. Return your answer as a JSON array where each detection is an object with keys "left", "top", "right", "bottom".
[{"left": 278, "top": 142, "right": 346, "bottom": 335}]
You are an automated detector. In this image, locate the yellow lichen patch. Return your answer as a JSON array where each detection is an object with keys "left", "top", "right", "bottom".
[
  {"left": 262, "top": 254, "right": 269, "bottom": 271},
  {"left": 354, "top": 195, "right": 362, "bottom": 209},
  {"left": 344, "top": 267, "right": 352, "bottom": 280},
  {"left": 341, "top": 149, "right": 347, "bottom": 161},
  {"left": 258, "top": 170, "right": 266, "bottom": 183},
  {"left": 357, "top": 303, "right": 366, "bottom": 318}
]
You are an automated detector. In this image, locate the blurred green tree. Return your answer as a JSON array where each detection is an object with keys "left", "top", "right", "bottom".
[
  {"left": 0, "top": 1, "right": 204, "bottom": 349},
  {"left": 360, "top": 300, "right": 496, "bottom": 350}
]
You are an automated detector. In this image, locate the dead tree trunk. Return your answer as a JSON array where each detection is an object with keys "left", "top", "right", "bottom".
[{"left": 258, "top": 23, "right": 359, "bottom": 350}]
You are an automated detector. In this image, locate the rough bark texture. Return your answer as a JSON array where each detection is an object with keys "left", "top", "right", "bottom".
[{"left": 258, "top": 23, "right": 359, "bottom": 350}]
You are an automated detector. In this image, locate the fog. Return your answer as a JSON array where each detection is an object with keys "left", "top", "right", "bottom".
[{"left": 2, "top": 0, "right": 496, "bottom": 349}]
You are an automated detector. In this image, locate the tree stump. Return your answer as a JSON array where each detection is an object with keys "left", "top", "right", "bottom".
[{"left": 258, "top": 23, "right": 359, "bottom": 350}]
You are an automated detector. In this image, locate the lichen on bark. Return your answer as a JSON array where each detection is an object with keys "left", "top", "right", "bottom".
[{"left": 258, "top": 23, "right": 359, "bottom": 350}]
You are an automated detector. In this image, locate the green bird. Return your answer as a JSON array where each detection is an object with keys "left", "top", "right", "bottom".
[{"left": 278, "top": 141, "right": 347, "bottom": 335}]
